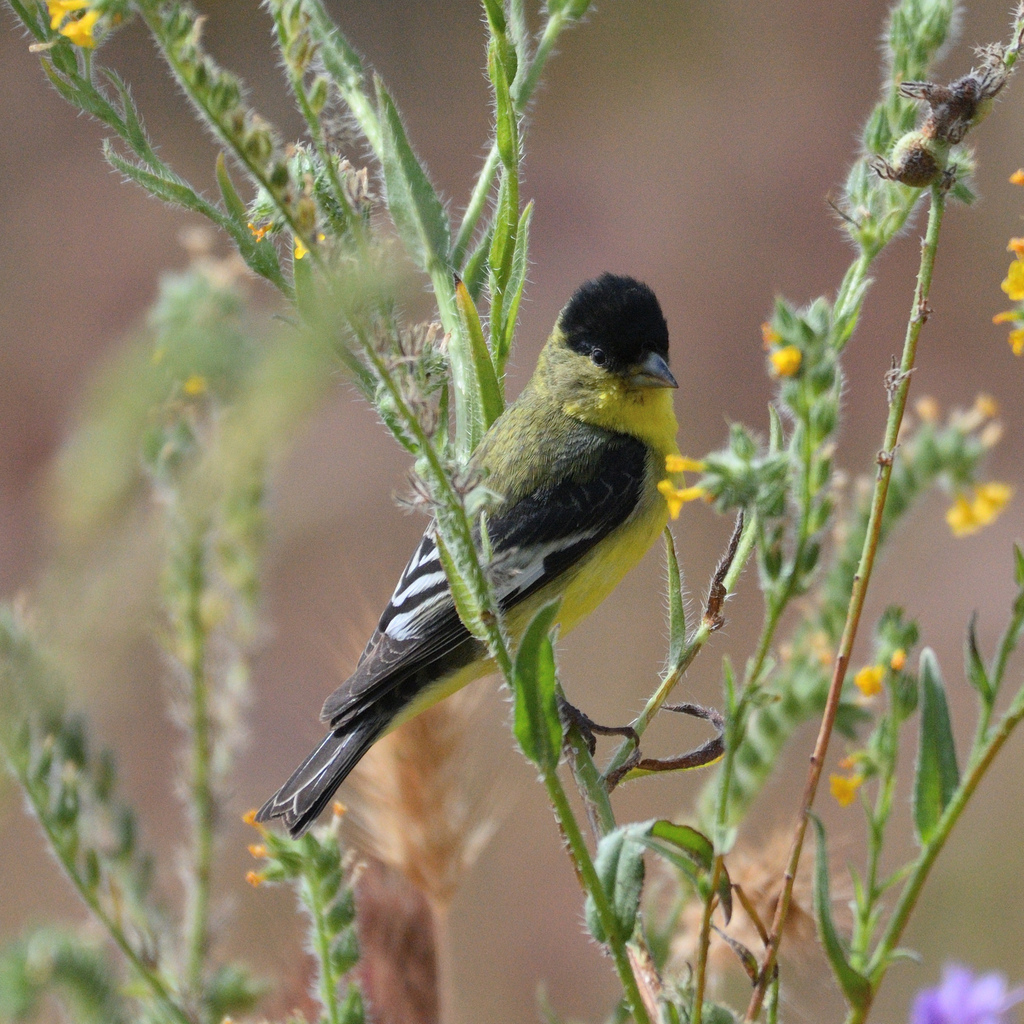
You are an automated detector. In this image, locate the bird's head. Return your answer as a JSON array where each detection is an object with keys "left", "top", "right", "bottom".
[{"left": 551, "top": 273, "right": 676, "bottom": 391}]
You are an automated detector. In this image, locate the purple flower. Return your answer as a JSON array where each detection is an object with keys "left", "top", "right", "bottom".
[{"left": 911, "top": 964, "right": 1024, "bottom": 1024}]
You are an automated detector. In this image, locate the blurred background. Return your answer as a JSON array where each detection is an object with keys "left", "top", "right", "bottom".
[{"left": 3, "top": 0, "right": 1024, "bottom": 1020}]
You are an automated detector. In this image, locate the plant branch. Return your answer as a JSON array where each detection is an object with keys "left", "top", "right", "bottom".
[{"left": 746, "top": 183, "right": 946, "bottom": 1021}]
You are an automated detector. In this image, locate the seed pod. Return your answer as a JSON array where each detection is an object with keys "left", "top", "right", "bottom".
[{"left": 885, "top": 130, "right": 949, "bottom": 187}]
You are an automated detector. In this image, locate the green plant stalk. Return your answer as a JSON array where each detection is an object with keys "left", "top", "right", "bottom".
[
  {"left": 746, "top": 184, "right": 945, "bottom": 1022},
  {"left": 302, "top": 873, "right": 342, "bottom": 1024},
  {"left": 10, "top": 761, "right": 193, "bottom": 1024},
  {"left": 452, "top": 6, "right": 588, "bottom": 266},
  {"left": 562, "top": 716, "right": 617, "bottom": 837},
  {"left": 690, "top": 856, "right": 723, "bottom": 1024},
  {"left": 543, "top": 770, "right": 652, "bottom": 1024},
  {"left": 136, "top": 0, "right": 320, "bottom": 264},
  {"left": 179, "top": 531, "right": 214, "bottom": 1005},
  {"left": 602, "top": 514, "right": 758, "bottom": 783}
]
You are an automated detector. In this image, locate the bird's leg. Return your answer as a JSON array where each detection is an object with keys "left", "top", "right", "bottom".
[
  {"left": 556, "top": 693, "right": 638, "bottom": 757},
  {"left": 605, "top": 702, "right": 725, "bottom": 790}
]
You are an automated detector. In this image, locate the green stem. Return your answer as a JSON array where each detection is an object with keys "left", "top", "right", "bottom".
[
  {"left": 842, "top": 683, "right": 1024, "bottom": 1024},
  {"left": 453, "top": 8, "right": 580, "bottom": 266},
  {"left": 16, "top": 770, "right": 193, "bottom": 1024},
  {"left": 180, "top": 533, "right": 213, "bottom": 1006},
  {"left": 690, "top": 857, "right": 723, "bottom": 1024},
  {"left": 746, "top": 184, "right": 945, "bottom": 1022},
  {"left": 543, "top": 771, "right": 652, "bottom": 1024},
  {"left": 603, "top": 514, "right": 757, "bottom": 783},
  {"left": 304, "top": 873, "right": 342, "bottom": 1024}
]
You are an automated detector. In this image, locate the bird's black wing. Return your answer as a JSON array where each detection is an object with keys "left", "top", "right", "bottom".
[{"left": 319, "top": 432, "right": 649, "bottom": 727}]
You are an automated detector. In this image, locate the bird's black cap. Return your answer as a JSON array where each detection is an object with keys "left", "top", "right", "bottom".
[{"left": 559, "top": 273, "right": 669, "bottom": 373}]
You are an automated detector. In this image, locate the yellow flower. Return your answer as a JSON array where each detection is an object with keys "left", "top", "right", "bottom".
[
  {"left": 294, "top": 236, "right": 308, "bottom": 259},
  {"left": 830, "top": 773, "right": 863, "bottom": 808},
  {"left": 332, "top": 800, "right": 347, "bottom": 817},
  {"left": 974, "top": 393, "right": 999, "bottom": 418},
  {"left": 59, "top": 6, "right": 99, "bottom": 47},
  {"left": 245, "top": 870, "right": 266, "bottom": 888},
  {"left": 993, "top": 310, "right": 1019, "bottom": 324},
  {"left": 1001, "top": 259, "right": 1024, "bottom": 301},
  {"left": 247, "top": 844, "right": 266, "bottom": 859},
  {"left": 1011, "top": 169, "right": 1024, "bottom": 185},
  {"left": 761, "top": 321, "right": 781, "bottom": 349},
  {"left": 853, "top": 664, "right": 884, "bottom": 698},
  {"left": 658, "top": 479, "right": 705, "bottom": 520},
  {"left": 890, "top": 648, "right": 906, "bottom": 672},
  {"left": 46, "top": 0, "right": 86, "bottom": 28},
  {"left": 946, "top": 482, "right": 1013, "bottom": 537},
  {"left": 972, "top": 481, "right": 1012, "bottom": 524},
  {"left": 182, "top": 374, "right": 207, "bottom": 397},
  {"left": 915, "top": 395, "right": 940, "bottom": 423},
  {"left": 665, "top": 455, "right": 705, "bottom": 474},
  {"left": 1010, "top": 328, "right": 1024, "bottom": 356},
  {"left": 769, "top": 345, "right": 802, "bottom": 377},
  {"left": 248, "top": 221, "right": 269, "bottom": 242},
  {"left": 1010, "top": 238, "right": 1024, "bottom": 256}
]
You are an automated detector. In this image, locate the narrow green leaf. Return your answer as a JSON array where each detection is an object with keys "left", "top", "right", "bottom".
[
  {"left": 913, "top": 648, "right": 960, "bottom": 844},
  {"left": 767, "top": 404, "right": 784, "bottom": 454},
  {"left": 647, "top": 820, "right": 731, "bottom": 922},
  {"left": 1015, "top": 542, "right": 1024, "bottom": 587},
  {"left": 102, "top": 70, "right": 159, "bottom": 168},
  {"left": 488, "top": 38, "right": 519, "bottom": 170},
  {"left": 215, "top": 152, "right": 249, "bottom": 226},
  {"left": 462, "top": 222, "right": 494, "bottom": 301},
  {"left": 585, "top": 827, "right": 645, "bottom": 943},
  {"left": 810, "top": 814, "right": 871, "bottom": 1008},
  {"left": 497, "top": 199, "right": 533, "bottom": 368},
  {"left": 377, "top": 78, "right": 451, "bottom": 274},
  {"left": 480, "top": 0, "right": 506, "bottom": 35},
  {"left": 488, "top": 169, "right": 518, "bottom": 299},
  {"left": 292, "top": 249, "right": 318, "bottom": 322},
  {"left": 454, "top": 279, "right": 504, "bottom": 427},
  {"left": 664, "top": 529, "right": 686, "bottom": 666},
  {"left": 434, "top": 531, "right": 486, "bottom": 641},
  {"left": 512, "top": 601, "right": 562, "bottom": 772},
  {"left": 964, "top": 612, "right": 992, "bottom": 706}
]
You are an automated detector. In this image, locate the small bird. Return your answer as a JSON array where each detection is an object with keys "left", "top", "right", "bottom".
[{"left": 258, "top": 273, "right": 681, "bottom": 836}]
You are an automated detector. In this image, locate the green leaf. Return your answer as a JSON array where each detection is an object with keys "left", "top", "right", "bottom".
[
  {"left": 454, "top": 279, "right": 504, "bottom": 428},
  {"left": 512, "top": 601, "right": 562, "bottom": 772},
  {"left": 964, "top": 612, "right": 992, "bottom": 706},
  {"left": 462, "top": 222, "right": 494, "bottom": 301},
  {"left": 644, "top": 820, "right": 731, "bottom": 922},
  {"left": 810, "top": 814, "right": 871, "bottom": 1008},
  {"left": 215, "top": 152, "right": 249, "bottom": 225},
  {"left": 496, "top": 199, "right": 533, "bottom": 368},
  {"left": 377, "top": 78, "right": 451, "bottom": 274},
  {"left": 585, "top": 827, "right": 645, "bottom": 943},
  {"left": 434, "top": 531, "right": 487, "bottom": 641},
  {"left": 488, "top": 37, "right": 519, "bottom": 170},
  {"left": 1015, "top": 542, "right": 1024, "bottom": 587},
  {"left": 664, "top": 529, "right": 686, "bottom": 666},
  {"left": 488, "top": 169, "right": 518, "bottom": 300},
  {"left": 768, "top": 404, "right": 784, "bottom": 454},
  {"left": 913, "top": 648, "right": 960, "bottom": 844}
]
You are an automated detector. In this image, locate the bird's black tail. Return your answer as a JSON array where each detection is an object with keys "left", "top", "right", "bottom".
[{"left": 256, "top": 716, "right": 385, "bottom": 837}]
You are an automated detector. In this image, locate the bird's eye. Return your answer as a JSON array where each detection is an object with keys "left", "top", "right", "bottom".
[{"left": 591, "top": 347, "right": 607, "bottom": 367}]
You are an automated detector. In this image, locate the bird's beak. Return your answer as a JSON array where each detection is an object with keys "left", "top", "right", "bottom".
[{"left": 629, "top": 351, "right": 678, "bottom": 389}]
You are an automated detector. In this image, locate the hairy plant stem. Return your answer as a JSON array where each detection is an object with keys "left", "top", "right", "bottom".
[
  {"left": 304, "top": 871, "right": 343, "bottom": 1024},
  {"left": 690, "top": 858, "right": 722, "bottom": 1024},
  {"left": 844, "top": 680, "right": 1024, "bottom": 1024},
  {"left": 178, "top": 531, "right": 214, "bottom": 1007},
  {"left": 746, "top": 184, "right": 946, "bottom": 1021},
  {"left": 543, "top": 770, "right": 652, "bottom": 1024},
  {"left": 602, "top": 515, "right": 758, "bottom": 784},
  {"left": 14, "top": 768, "right": 193, "bottom": 1024},
  {"left": 452, "top": 7, "right": 587, "bottom": 267}
]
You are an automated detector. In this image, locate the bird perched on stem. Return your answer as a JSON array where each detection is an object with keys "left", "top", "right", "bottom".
[{"left": 258, "top": 273, "right": 681, "bottom": 836}]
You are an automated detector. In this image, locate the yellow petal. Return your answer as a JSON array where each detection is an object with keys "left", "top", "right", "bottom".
[
  {"left": 946, "top": 495, "right": 980, "bottom": 537},
  {"left": 761, "top": 321, "right": 781, "bottom": 349},
  {"left": 1001, "top": 260, "right": 1024, "bottom": 301},
  {"left": 665, "top": 455, "right": 705, "bottom": 474},
  {"left": 829, "top": 773, "right": 863, "bottom": 808},
  {"left": 294, "top": 236, "right": 308, "bottom": 259},
  {"left": 971, "top": 482, "right": 1012, "bottom": 526},
  {"left": 993, "top": 310, "right": 1019, "bottom": 324},
  {"left": 853, "top": 664, "right": 884, "bottom": 698},
  {"left": 1009, "top": 238, "right": 1024, "bottom": 256},
  {"left": 657, "top": 479, "right": 704, "bottom": 520},
  {"left": 1010, "top": 328, "right": 1024, "bottom": 356},
  {"left": 1011, "top": 169, "right": 1024, "bottom": 185},
  {"left": 890, "top": 648, "right": 906, "bottom": 672},
  {"left": 58, "top": 7, "right": 98, "bottom": 46},
  {"left": 769, "top": 345, "right": 802, "bottom": 377}
]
